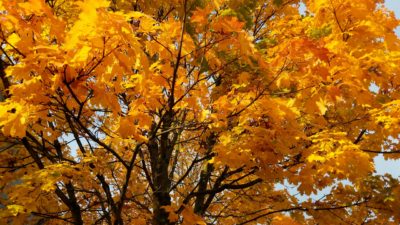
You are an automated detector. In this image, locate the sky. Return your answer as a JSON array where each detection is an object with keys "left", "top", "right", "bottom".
[
  {"left": 386, "top": 0, "right": 400, "bottom": 20},
  {"left": 66, "top": 0, "right": 400, "bottom": 178},
  {"left": 386, "top": 0, "right": 400, "bottom": 35},
  {"left": 374, "top": 0, "right": 400, "bottom": 177},
  {"left": 278, "top": 0, "right": 400, "bottom": 200},
  {"left": 63, "top": 0, "right": 400, "bottom": 182}
]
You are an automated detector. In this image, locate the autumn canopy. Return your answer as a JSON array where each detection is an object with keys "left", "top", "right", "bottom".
[{"left": 0, "top": 0, "right": 400, "bottom": 224}]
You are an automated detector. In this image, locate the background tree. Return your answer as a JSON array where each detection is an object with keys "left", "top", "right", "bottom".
[{"left": 1, "top": 0, "right": 400, "bottom": 224}]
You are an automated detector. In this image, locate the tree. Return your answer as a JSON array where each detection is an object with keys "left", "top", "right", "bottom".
[{"left": 0, "top": 0, "right": 400, "bottom": 224}]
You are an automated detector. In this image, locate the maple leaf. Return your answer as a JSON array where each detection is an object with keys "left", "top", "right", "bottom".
[{"left": 0, "top": 0, "right": 399, "bottom": 225}]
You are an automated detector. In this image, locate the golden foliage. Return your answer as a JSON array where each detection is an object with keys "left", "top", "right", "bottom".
[{"left": 0, "top": 0, "right": 399, "bottom": 224}]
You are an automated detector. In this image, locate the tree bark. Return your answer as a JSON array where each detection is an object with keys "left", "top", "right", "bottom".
[{"left": 151, "top": 117, "right": 174, "bottom": 225}]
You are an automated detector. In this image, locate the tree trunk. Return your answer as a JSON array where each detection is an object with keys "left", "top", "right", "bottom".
[
  {"left": 151, "top": 115, "right": 174, "bottom": 225},
  {"left": 152, "top": 190, "right": 173, "bottom": 225}
]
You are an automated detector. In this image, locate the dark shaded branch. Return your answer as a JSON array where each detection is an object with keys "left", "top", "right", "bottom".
[{"left": 238, "top": 200, "right": 368, "bottom": 225}]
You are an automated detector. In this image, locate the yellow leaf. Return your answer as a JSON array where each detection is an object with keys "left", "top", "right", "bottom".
[
  {"left": 182, "top": 206, "right": 206, "bottom": 225},
  {"left": 64, "top": 0, "right": 109, "bottom": 50},
  {"left": 7, "top": 205, "right": 25, "bottom": 216},
  {"left": 77, "top": 0, "right": 109, "bottom": 9},
  {"left": 6, "top": 33, "right": 21, "bottom": 49},
  {"left": 238, "top": 72, "right": 250, "bottom": 84},
  {"left": 18, "top": 0, "right": 45, "bottom": 15},
  {"left": 307, "top": 154, "right": 326, "bottom": 162},
  {"left": 71, "top": 46, "right": 91, "bottom": 63},
  {"left": 212, "top": 0, "right": 223, "bottom": 8},
  {"left": 191, "top": 7, "right": 211, "bottom": 24},
  {"left": 0, "top": 101, "right": 30, "bottom": 138},
  {"left": 162, "top": 206, "right": 179, "bottom": 223},
  {"left": 272, "top": 215, "right": 301, "bottom": 225},
  {"left": 316, "top": 98, "right": 327, "bottom": 115}
]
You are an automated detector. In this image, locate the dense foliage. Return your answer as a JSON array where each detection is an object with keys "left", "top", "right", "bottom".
[{"left": 1, "top": 0, "right": 400, "bottom": 224}]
